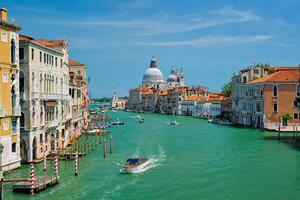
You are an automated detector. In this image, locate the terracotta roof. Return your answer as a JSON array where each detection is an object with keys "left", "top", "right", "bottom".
[
  {"left": 19, "top": 34, "right": 67, "bottom": 48},
  {"left": 34, "top": 39, "right": 66, "bottom": 47},
  {"left": 19, "top": 34, "right": 34, "bottom": 41},
  {"left": 183, "top": 96, "right": 207, "bottom": 102},
  {"left": 69, "top": 59, "right": 85, "bottom": 66},
  {"left": 247, "top": 71, "right": 299, "bottom": 84}
]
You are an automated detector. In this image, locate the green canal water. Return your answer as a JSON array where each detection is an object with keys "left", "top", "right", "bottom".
[{"left": 4, "top": 111, "right": 300, "bottom": 200}]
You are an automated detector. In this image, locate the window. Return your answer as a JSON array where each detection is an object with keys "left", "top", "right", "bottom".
[
  {"left": 31, "top": 48, "right": 35, "bottom": 60},
  {"left": 40, "top": 134, "right": 43, "bottom": 144},
  {"left": 11, "top": 39, "right": 16, "bottom": 64},
  {"left": 2, "top": 73, "right": 8, "bottom": 83},
  {"left": 77, "top": 70, "right": 81, "bottom": 75},
  {"left": 11, "top": 143, "right": 16, "bottom": 153},
  {"left": 243, "top": 76, "right": 247, "bottom": 83},
  {"left": 253, "top": 69, "right": 259, "bottom": 74},
  {"left": 55, "top": 57, "right": 57, "bottom": 66},
  {"left": 294, "top": 100, "right": 297, "bottom": 107},
  {"left": 1, "top": 31, "right": 7, "bottom": 42},
  {"left": 60, "top": 59, "right": 63, "bottom": 67},
  {"left": 294, "top": 113, "right": 298, "bottom": 119},
  {"left": 44, "top": 53, "right": 46, "bottom": 64},
  {"left": 273, "top": 85, "right": 278, "bottom": 97},
  {"left": 297, "top": 85, "right": 300, "bottom": 97},
  {"left": 3, "top": 120, "right": 9, "bottom": 130},
  {"left": 19, "top": 48, "right": 24, "bottom": 59},
  {"left": 12, "top": 121, "right": 17, "bottom": 134},
  {"left": 273, "top": 102, "right": 278, "bottom": 112},
  {"left": 40, "top": 51, "right": 42, "bottom": 62}
]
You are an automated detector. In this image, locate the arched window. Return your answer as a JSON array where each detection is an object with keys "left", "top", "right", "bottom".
[
  {"left": 20, "top": 112, "right": 25, "bottom": 129},
  {"left": 19, "top": 71, "right": 25, "bottom": 94},
  {"left": 39, "top": 134, "right": 43, "bottom": 144},
  {"left": 11, "top": 39, "right": 16, "bottom": 64}
]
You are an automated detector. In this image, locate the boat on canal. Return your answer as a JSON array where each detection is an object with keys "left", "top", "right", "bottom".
[
  {"left": 121, "top": 158, "right": 151, "bottom": 174},
  {"left": 170, "top": 120, "right": 177, "bottom": 125},
  {"left": 139, "top": 117, "right": 144, "bottom": 123},
  {"left": 111, "top": 121, "right": 125, "bottom": 125}
]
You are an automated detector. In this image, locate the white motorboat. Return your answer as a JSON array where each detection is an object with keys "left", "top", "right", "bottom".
[
  {"left": 121, "top": 158, "right": 151, "bottom": 174},
  {"left": 170, "top": 120, "right": 177, "bottom": 125}
]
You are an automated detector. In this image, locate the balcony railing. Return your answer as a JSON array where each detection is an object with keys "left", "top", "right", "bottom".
[
  {"left": 40, "top": 93, "right": 61, "bottom": 100},
  {"left": 12, "top": 105, "right": 21, "bottom": 116},
  {"left": 0, "top": 107, "right": 4, "bottom": 117}
]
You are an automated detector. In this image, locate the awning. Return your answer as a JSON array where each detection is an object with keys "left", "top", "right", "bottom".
[{"left": 45, "top": 101, "right": 57, "bottom": 107}]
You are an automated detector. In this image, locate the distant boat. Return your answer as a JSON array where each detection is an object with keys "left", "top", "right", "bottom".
[
  {"left": 111, "top": 121, "right": 124, "bottom": 125},
  {"left": 121, "top": 158, "right": 151, "bottom": 174},
  {"left": 139, "top": 117, "right": 144, "bottom": 123},
  {"left": 170, "top": 120, "right": 177, "bottom": 125}
]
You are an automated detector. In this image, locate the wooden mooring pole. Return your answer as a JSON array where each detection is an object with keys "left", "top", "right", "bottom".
[
  {"left": 103, "top": 140, "right": 106, "bottom": 158},
  {"left": 109, "top": 137, "right": 113, "bottom": 154}
]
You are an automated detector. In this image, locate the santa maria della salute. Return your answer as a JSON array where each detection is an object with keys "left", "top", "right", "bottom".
[
  {"left": 141, "top": 56, "right": 185, "bottom": 89},
  {"left": 127, "top": 56, "right": 211, "bottom": 114}
]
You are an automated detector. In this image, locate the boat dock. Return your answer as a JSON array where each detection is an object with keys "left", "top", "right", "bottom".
[{"left": 12, "top": 176, "right": 59, "bottom": 194}]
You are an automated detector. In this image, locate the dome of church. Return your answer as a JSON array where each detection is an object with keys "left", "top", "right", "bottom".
[
  {"left": 167, "top": 74, "right": 178, "bottom": 82},
  {"left": 142, "top": 56, "right": 165, "bottom": 84},
  {"left": 143, "top": 68, "right": 164, "bottom": 83}
]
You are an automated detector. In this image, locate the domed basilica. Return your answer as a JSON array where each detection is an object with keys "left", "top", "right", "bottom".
[{"left": 142, "top": 56, "right": 185, "bottom": 89}]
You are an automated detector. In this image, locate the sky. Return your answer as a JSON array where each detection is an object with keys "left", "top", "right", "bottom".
[{"left": 2, "top": 0, "right": 300, "bottom": 97}]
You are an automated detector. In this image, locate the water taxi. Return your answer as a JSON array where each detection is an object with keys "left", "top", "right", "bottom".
[{"left": 121, "top": 158, "right": 151, "bottom": 174}]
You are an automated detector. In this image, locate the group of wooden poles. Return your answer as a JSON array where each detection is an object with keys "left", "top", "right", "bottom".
[{"left": 28, "top": 129, "right": 113, "bottom": 195}]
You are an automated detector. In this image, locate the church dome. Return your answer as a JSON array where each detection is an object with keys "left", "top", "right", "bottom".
[
  {"left": 142, "top": 56, "right": 165, "bottom": 84},
  {"left": 143, "top": 68, "right": 164, "bottom": 83},
  {"left": 167, "top": 73, "right": 178, "bottom": 82}
]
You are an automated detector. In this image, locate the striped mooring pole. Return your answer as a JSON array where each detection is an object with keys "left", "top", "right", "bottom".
[
  {"left": 109, "top": 137, "right": 113, "bottom": 154},
  {"left": 103, "top": 140, "right": 106, "bottom": 158},
  {"left": 30, "top": 163, "right": 35, "bottom": 195},
  {"left": 43, "top": 151, "right": 47, "bottom": 171},
  {"left": 54, "top": 156, "right": 58, "bottom": 177},
  {"left": 75, "top": 151, "right": 79, "bottom": 176}
]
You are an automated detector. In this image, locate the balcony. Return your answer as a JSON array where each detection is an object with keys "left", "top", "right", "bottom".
[
  {"left": 12, "top": 105, "right": 21, "bottom": 116},
  {"left": 40, "top": 93, "right": 61, "bottom": 100},
  {"left": 72, "top": 115, "right": 83, "bottom": 123},
  {"left": 0, "top": 107, "right": 4, "bottom": 117}
]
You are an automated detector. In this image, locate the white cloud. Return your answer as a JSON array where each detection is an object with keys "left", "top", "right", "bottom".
[
  {"left": 140, "top": 35, "right": 272, "bottom": 46},
  {"left": 66, "top": 7, "right": 262, "bottom": 36}
]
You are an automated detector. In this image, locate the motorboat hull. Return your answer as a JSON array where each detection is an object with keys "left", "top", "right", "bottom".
[{"left": 121, "top": 160, "right": 151, "bottom": 174}]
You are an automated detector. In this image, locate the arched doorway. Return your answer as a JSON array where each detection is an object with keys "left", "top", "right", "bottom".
[
  {"left": 20, "top": 138, "right": 28, "bottom": 162},
  {"left": 32, "top": 137, "right": 37, "bottom": 160}
]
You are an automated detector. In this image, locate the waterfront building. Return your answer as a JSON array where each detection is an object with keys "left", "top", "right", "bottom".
[
  {"left": 247, "top": 70, "right": 300, "bottom": 130},
  {"left": 142, "top": 56, "right": 165, "bottom": 89},
  {"left": 231, "top": 64, "right": 298, "bottom": 127},
  {"left": 19, "top": 35, "right": 70, "bottom": 161},
  {"left": 220, "top": 97, "right": 232, "bottom": 120},
  {"left": 68, "top": 59, "right": 89, "bottom": 143},
  {"left": 141, "top": 90, "right": 159, "bottom": 113},
  {"left": 192, "top": 93, "right": 224, "bottom": 119},
  {"left": 111, "top": 92, "right": 127, "bottom": 110},
  {"left": 127, "top": 86, "right": 150, "bottom": 111},
  {"left": 182, "top": 96, "right": 206, "bottom": 116},
  {"left": 0, "top": 8, "right": 22, "bottom": 171}
]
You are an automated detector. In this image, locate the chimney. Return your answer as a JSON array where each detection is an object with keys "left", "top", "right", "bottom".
[{"left": 0, "top": 8, "right": 7, "bottom": 22}]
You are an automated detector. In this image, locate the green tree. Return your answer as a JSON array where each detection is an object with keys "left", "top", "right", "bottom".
[{"left": 221, "top": 81, "right": 232, "bottom": 97}]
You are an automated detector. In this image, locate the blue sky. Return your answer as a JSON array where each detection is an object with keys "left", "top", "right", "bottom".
[{"left": 2, "top": 0, "right": 300, "bottom": 97}]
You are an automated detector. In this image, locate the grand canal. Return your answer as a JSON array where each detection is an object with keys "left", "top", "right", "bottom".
[{"left": 4, "top": 110, "right": 300, "bottom": 199}]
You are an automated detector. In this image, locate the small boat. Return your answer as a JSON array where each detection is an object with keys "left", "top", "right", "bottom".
[
  {"left": 121, "top": 158, "right": 151, "bottom": 174},
  {"left": 170, "top": 120, "right": 177, "bottom": 125},
  {"left": 111, "top": 121, "right": 124, "bottom": 125},
  {"left": 139, "top": 117, "right": 144, "bottom": 123},
  {"left": 208, "top": 119, "right": 218, "bottom": 123}
]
